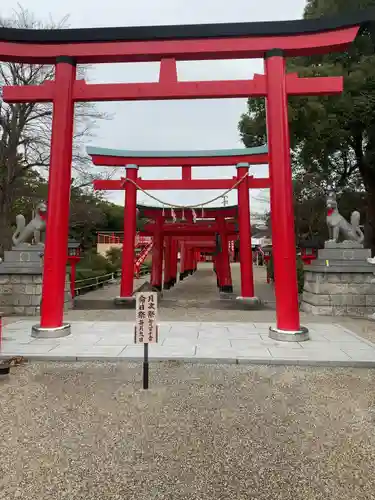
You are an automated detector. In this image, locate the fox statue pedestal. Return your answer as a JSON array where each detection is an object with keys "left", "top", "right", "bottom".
[
  {"left": 0, "top": 244, "right": 72, "bottom": 316},
  {"left": 301, "top": 241, "right": 375, "bottom": 317}
]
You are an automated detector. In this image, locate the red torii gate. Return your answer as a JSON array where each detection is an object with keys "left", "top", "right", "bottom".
[
  {"left": 0, "top": 12, "right": 368, "bottom": 340},
  {"left": 90, "top": 147, "right": 269, "bottom": 301}
]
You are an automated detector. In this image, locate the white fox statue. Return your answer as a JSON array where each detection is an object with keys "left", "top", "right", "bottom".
[
  {"left": 12, "top": 202, "right": 47, "bottom": 247},
  {"left": 326, "top": 192, "right": 364, "bottom": 244}
]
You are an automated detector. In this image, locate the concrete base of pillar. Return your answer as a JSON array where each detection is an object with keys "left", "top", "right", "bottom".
[
  {"left": 269, "top": 326, "right": 309, "bottom": 342},
  {"left": 114, "top": 296, "right": 136, "bottom": 308},
  {"left": 236, "top": 296, "right": 261, "bottom": 307},
  {"left": 31, "top": 322, "right": 71, "bottom": 339}
]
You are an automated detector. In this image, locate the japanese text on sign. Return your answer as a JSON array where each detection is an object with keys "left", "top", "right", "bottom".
[{"left": 135, "top": 292, "right": 158, "bottom": 343}]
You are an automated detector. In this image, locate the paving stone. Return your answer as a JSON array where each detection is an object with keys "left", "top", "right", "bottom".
[
  {"left": 95, "top": 335, "right": 134, "bottom": 346},
  {"left": 198, "top": 326, "right": 230, "bottom": 334},
  {"left": 0, "top": 343, "right": 55, "bottom": 355},
  {"left": 76, "top": 345, "right": 126, "bottom": 357},
  {"left": 196, "top": 346, "right": 271, "bottom": 359},
  {"left": 28, "top": 338, "right": 62, "bottom": 346},
  {"left": 342, "top": 350, "right": 375, "bottom": 361},
  {"left": 163, "top": 337, "right": 230, "bottom": 348},
  {"left": 321, "top": 332, "right": 367, "bottom": 342},
  {"left": 120, "top": 344, "right": 196, "bottom": 358},
  {"left": 60, "top": 333, "right": 103, "bottom": 343},
  {"left": 301, "top": 341, "right": 375, "bottom": 352},
  {"left": 255, "top": 336, "right": 304, "bottom": 349},
  {"left": 169, "top": 326, "right": 199, "bottom": 336},
  {"left": 91, "top": 322, "right": 135, "bottom": 334},
  {"left": 269, "top": 348, "right": 351, "bottom": 361},
  {"left": 227, "top": 326, "right": 266, "bottom": 336}
]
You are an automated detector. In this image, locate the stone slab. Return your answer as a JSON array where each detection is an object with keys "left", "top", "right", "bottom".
[
  {"left": 308, "top": 263, "right": 375, "bottom": 272},
  {"left": 3, "top": 248, "right": 43, "bottom": 263},
  {"left": 318, "top": 248, "right": 371, "bottom": 261},
  {"left": 0, "top": 265, "right": 44, "bottom": 274},
  {"left": 303, "top": 281, "right": 374, "bottom": 295},
  {"left": 324, "top": 240, "right": 364, "bottom": 249}
]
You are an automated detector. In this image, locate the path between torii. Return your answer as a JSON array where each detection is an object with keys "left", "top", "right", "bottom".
[
  {"left": 72, "top": 263, "right": 276, "bottom": 318},
  {"left": 4, "top": 263, "right": 375, "bottom": 366}
]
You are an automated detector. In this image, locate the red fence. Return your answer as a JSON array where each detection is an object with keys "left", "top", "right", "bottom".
[{"left": 97, "top": 232, "right": 152, "bottom": 245}]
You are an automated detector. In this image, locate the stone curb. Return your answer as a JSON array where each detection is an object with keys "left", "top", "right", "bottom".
[{"left": 2, "top": 353, "right": 375, "bottom": 368}]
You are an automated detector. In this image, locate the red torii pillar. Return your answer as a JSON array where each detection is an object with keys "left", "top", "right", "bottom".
[
  {"left": 236, "top": 163, "right": 256, "bottom": 303},
  {"left": 179, "top": 242, "right": 187, "bottom": 281},
  {"left": 217, "top": 217, "right": 233, "bottom": 293},
  {"left": 186, "top": 247, "right": 194, "bottom": 276},
  {"left": 265, "top": 50, "right": 308, "bottom": 341},
  {"left": 151, "top": 217, "right": 164, "bottom": 291},
  {"left": 32, "top": 58, "right": 76, "bottom": 338},
  {"left": 170, "top": 238, "right": 179, "bottom": 287},
  {"left": 163, "top": 236, "right": 172, "bottom": 290},
  {"left": 115, "top": 164, "right": 138, "bottom": 305}
]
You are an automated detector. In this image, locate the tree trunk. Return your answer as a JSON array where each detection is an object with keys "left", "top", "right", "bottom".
[
  {"left": 353, "top": 133, "right": 375, "bottom": 253},
  {"left": 364, "top": 185, "right": 375, "bottom": 255},
  {"left": 0, "top": 209, "right": 13, "bottom": 257}
]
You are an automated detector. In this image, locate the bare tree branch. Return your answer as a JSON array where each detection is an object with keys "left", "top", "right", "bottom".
[{"left": 0, "top": 6, "right": 111, "bottom": 253}]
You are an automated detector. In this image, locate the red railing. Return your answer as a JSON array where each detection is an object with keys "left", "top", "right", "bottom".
[
  {"left": 134, "top": 241, "right": 153, "bottom": 277},
  {"left": 97, "top": 232, "right": 152, "bottom": 245}
]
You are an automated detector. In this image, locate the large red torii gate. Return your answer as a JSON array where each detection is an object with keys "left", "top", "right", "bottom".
[
  {"left": 89, "top": 146, "right": 269, "bottom": 302},
  {"left": 0, "top": 11, "right": 369, "bottom": 340}
]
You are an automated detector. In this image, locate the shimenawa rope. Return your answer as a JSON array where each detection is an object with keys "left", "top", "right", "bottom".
[{"left": 123, "top": 173, "right": 248, "bottom": 209}]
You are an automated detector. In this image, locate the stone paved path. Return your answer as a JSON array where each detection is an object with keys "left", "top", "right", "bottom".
[
  {"left": 162, "top": 263, "right": 276, "bottom": 305},
  {"left": 3, "top": 320, "right": 375, "bottom": 367},
  {"left": 73, "top": 274, "right": 148, "bottom": 308},
  {"left": 5, "top": 262, "right": 375, "bottom": 362}
]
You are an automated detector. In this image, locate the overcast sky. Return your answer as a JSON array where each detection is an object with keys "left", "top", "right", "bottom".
[{"left": 3, "top": 0, "right": 306, "bottom": 217}]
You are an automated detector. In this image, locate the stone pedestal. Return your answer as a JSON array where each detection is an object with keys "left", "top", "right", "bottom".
[
  {"left": 0, "top": 244, "right": 72, "bottom": 316},
  {"left": 301, "top": 241, "right": 375, "bottom": 317}
]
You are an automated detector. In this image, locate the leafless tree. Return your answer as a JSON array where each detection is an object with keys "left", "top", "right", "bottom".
[{"left": 0, "top": 6, "right": 111, "bottom": 254}]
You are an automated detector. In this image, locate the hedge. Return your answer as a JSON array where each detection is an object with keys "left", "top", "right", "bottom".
[
  {"left": 266, "top": 255, "right": 305, "bottom": 294},
  {"left": 73, "top": 268, "right": 115, "bottom": 295}
]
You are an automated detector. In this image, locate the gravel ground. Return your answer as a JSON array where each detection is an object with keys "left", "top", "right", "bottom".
[{"left": 1, "top": 361, "right": 375, "bottom": 499}]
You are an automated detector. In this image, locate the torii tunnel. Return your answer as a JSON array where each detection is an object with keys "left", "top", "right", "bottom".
[
  {"left": 0, "top": 9, "right": 371, "bottom": 339},
  {"left": 89, "top": 145, "right": 269, "bottom": 305},
  {"left": 136, "top": 204, "right": 240, "bottom": 294}
]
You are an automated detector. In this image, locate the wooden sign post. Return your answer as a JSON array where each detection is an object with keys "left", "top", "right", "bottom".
[{"left": 135, "top": 292, "right": 158, "bottom": 389}]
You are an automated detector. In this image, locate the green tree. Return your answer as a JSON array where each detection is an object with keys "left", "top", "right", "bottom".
[{"left": 238, "top": 0, "right": 375, "bottom": 248}]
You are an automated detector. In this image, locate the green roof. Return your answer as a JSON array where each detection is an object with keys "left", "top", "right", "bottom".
[{"left": 87, "top": 145, "right": 268, "bottom": 158}]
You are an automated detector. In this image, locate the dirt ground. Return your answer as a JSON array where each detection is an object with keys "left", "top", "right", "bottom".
[{"left": 1, "top": 361, "right": 375, "bottom": 499}]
